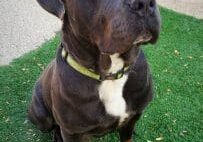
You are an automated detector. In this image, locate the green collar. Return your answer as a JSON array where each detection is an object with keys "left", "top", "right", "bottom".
[{"left": 61, "top": 47, "right": 130, "bottom": 81}]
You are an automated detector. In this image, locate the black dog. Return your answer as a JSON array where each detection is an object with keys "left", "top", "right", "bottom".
[{"left": 28, "top": 0, "right": 160, "bottom": 142}]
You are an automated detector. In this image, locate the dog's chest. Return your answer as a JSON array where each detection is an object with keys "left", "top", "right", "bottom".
[{"left": 98, "top": 54, "right": 129, "bottom": 124}]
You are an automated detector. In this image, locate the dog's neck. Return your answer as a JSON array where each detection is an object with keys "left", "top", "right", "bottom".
[
  {"left": 62, "top": 27, "right": 100, "bottom": 70},
  {"left": 61, "top": 18, "right": 140, "bottom": 75}
]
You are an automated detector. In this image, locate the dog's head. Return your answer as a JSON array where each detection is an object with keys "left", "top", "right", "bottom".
[{"left": 37, "top": 0, "right": 160, "bottom": 54}]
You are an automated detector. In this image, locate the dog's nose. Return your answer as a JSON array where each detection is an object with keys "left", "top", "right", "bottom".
[{"left": 130, "top": 0, "right": 156, "bottom": 17}]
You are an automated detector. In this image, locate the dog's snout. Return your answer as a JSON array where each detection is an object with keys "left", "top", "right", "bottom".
[{"left": 129, "top": 0, "right": 156, "bottom": 17}]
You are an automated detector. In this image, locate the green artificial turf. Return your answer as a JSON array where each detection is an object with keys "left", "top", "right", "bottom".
[{"left": 0, "top": 8, "right": 202, "bottom": 142}]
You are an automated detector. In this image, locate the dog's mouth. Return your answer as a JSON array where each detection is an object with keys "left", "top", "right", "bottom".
[
  {"left": 132, "top": 26, "right": 161, "bottom": 47},
  {"left": 98, "top": 30, "right": 159, "bottom": 55},
  {"left": 133, "top": 32, "right": 153, "bottom": 46}
]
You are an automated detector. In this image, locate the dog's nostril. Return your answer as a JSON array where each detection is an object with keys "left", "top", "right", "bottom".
[
  {"left": 128, "top": 0, "right": 156, "bottom": 16},
  {"left": 137, "top": 2, "right": 144, "bottom": 10},
  {"left": 149, "top": 0, "right": 155, "bottom": 8}
]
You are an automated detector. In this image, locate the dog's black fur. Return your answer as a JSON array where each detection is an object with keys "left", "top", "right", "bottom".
[{"left": 28, "top": 0, "right": 160, "bottom": 142}]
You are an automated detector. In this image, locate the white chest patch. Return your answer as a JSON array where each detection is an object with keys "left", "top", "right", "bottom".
[{"left": 98, "top": 54, "right": 129, "bottom": 124}]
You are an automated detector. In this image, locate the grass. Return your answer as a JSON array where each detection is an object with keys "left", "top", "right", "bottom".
[{"left": 0, "top": 8, "right": 202, "bottom": 142}]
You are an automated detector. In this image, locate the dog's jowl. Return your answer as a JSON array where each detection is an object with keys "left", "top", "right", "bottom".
[{"left": 28, "top": 0, "right": 161, "bottom": 142}]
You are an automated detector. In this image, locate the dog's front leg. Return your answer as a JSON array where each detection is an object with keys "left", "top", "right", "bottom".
[{"left": 119, "top": 113, "right": 142, "bottom": 142}]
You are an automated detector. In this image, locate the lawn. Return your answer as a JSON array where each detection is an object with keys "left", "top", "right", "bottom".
[{"left": 0, "top": 8, "right": 202, "bottom": 142}]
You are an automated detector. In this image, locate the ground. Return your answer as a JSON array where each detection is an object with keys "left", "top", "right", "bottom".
[
  {"left": 0, "top": 8, "right": 202, "bottom": 142},
  {"left": 157, "top": 0, "right": 203, "bottom": 19},
  {"left": 0, "top": 0, "right": 61, "bottom": 65}
]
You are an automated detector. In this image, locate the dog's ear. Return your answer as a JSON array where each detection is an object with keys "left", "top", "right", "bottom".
[{"left": 37, "top": 0, "right": 65, "bottom": 19}]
